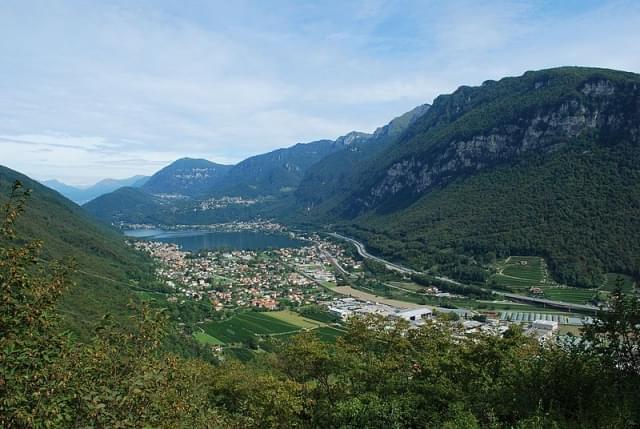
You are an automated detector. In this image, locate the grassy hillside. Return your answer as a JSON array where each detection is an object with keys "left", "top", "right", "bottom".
[{"left": 0, "top": 166, "right": 154, "bottom": 338}]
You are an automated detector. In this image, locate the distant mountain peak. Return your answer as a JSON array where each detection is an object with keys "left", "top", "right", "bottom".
[
  {"left": 41, "top": 175, "right": 150, "bottom": 204},
  {"left": 141, "top": 157, "right": 233, "bottom": 196},
  {"left": 335, "top": 131, "right": 372, "bottom": 146}
]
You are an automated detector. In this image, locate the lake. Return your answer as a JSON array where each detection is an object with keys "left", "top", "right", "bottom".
[{"left": 124, "top": 229, "right": 305, "bottom": 251}]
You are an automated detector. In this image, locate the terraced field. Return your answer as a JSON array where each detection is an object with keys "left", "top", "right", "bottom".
[
  {"left": 488, "top": 256, "right": 599, "bottom": 305},
  {"left": 490, "top": 256, "right": 548, "bottom": 290},
  {"left": 602, "top": 273, "right": 636, "bottom": 292}
]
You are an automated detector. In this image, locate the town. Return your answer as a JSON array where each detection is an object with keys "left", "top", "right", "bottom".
[
  {"left": 130, "top": 234, "right": 353, "bottom": 311},
  {"left": 130, "top": 229, "right": 589, "bottom": 348}
]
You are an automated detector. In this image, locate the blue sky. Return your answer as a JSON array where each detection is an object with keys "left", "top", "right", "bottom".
[{"left": 1, "top": 0, "right": 639, "bottom": 185}]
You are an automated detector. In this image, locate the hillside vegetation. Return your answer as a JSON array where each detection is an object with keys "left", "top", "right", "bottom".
[
  {"left": 299, "top": 67, "right": 640, "bottom": 287},
  {"left": 0, "top": 166, "right": 155, "bottom": 338},
  {"left": 1, "top": 193, "right": 639, "bottom": 427}
]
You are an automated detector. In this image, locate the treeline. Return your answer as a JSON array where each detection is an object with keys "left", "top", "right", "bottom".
[{"left": 2, "top": 185, "right": 640, "bottom": 428}]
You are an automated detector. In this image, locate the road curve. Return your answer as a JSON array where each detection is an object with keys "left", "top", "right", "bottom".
[{"left": 328, "top": 232, "right": 598, "bottom": 313}]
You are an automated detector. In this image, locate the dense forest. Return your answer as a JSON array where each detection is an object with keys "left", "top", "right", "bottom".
[
  {"left": 2, "top": 183, "right": 639, "bottom": 428},
  {"left": 307, "top": 67, "right": 640, "bottom": 288},
  {"left": 340, "top": 136, "right": 640, "bottom": 287}
]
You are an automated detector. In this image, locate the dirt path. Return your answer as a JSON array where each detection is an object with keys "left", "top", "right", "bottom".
[{"left": 332, "top": 286, "right": 422, "bottom": 309}]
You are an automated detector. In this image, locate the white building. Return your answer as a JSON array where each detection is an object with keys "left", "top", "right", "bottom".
[{"left": 532, "top": 319, "right": 559, "bottom": 332}]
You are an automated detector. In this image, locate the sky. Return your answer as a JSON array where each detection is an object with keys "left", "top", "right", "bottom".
[{"left": 1, "top": 0, "right": 639, "bottom": 186}]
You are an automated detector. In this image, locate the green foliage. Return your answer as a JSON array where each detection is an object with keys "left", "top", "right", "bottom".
[
  {"left": 2, "top": 177, "right": 640, "bottom": 427},
  {"left": 298, "top": 304, "right": 341, "bottom": 324},
  {"left": 0, "top": 166, "right": 156, "bottom": 339},
  {"left": 294, "top": 67, "right": 640, "bottom": 289},
  {"left": 582, "top": 288, "right": 640, "bottom": 374},
  {"left": 344, "top": 137, "right": 640, "bottom": 287}
]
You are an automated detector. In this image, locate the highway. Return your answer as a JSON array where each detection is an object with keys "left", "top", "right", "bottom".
[
  {"left": 328, "top": 233, "right": 419, "bottom": 275},
  {"left": 328, "top": 232, "right": 599, "bottom": 313}
]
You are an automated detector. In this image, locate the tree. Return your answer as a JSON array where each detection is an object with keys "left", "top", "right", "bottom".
[{"left": 0, "top": 181, "right": 77, "bottom": 426}]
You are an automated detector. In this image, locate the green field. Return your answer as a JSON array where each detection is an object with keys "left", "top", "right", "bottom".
[
  {"left": 192, "top": 330, "right": 224, "bottom": 345},
  {"left": 602, "top": 273, "right": 636, "bottom": 292},
  {"left": 313, "top": 326, "right": 347, "bottom": 343},
  {"left": 280, "top": 326, "right": 347, "bottom": 344},
  {"left": 266, "top": 310, "right": 324, "bottom": 329},
  {"left": 487, "top": 256, "right": 601, "bottom": 305},
  {"left": 387, "top": 281, "right": 427, "bottom": 292},
  {"left": 198, "top": 310, "right": 346, "bottom": 346},
  {"left": 490, "top": 256, "right": 548, "bottom": 290},
  {"left": 542, "top": 288, "right": 598, "bottom": 304},
  {"left": 201, "top": 312, "right": 301, "bottom": 344}
]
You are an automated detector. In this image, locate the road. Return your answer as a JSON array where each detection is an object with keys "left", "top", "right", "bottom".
[
  {"left": 328, "top": 232, "right": 598, "bottom": 313},
  {"left": 328, "top": 233, "right": 419, "bottom": 275}
]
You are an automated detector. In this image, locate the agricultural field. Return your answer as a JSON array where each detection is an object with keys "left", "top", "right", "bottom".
[
  {"left": 488, "top": 256, "right": 600, "bottom": 305},
  {"left": 279, "top": 326, "right": 347, "bottom": 344},
  {"left": 192, "top": 330, "right": 224, "bottom": 345},
  {"left": 489, "top": 256, "right": 549, "bottom": 290},
  {"left": 313, "top": 326, "right": 347, "bottom": 343},
  {"left": 602, "top": 273, "right": 636, "bottom": 292},
  {"left": 542, "top": 288, "right": 599, "bottom": 304},
  {"left": 198, "top": 310, "right": 345, "bottom": 346},
  {"left": 201, "top": 312, "right": 301, "bottom": 345},
  {"left": 264, "top": 310, "right": 325, "bottom": 329}
]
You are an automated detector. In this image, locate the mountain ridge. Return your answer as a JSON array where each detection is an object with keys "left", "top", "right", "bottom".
[
  {"left": 141, "top": 157, "right": 233, "bottom": 197},
  {"left": 1, "top": 165, "right": 155, "bottom": 338},
  {"left": 42, "top": 175, "right": 149, "bottom": 204},
  {"left": 303, "top": 66, "right": 640, "bottom": 287}
]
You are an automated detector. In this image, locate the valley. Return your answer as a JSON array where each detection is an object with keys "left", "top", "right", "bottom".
[
  {"left": 4, "top": 64, "right": 640, "bottom": 427},
  {"left": 125, "top": 219, "right": 605, "bottom": 360}
]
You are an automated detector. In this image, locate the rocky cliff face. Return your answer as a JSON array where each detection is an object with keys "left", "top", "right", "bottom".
[
  {"left": 294, "top": 104, "right": 431, "bottom": 210},
  {"left": 353, "top": 74, "right": 640, "bottom": 212}
]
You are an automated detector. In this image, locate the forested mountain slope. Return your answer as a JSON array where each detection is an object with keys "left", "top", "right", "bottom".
[
  {"left": 296, "top": 104, "right": 430, "bottom": 209},
  {"left": 212, "top": 134, "right": 370, "bottom": 198},
  {"left": 142, "top": 157, "right": 232, "bottom": 196},
  {"left": 0, "top": 166, "right": 154, "bottom": 337},
  {"left": 313, "top": 67, "right": 640, "bottom": 287}
]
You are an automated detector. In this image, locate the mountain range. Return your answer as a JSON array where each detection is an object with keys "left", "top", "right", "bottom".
[
  {"left": 82, "top": 115, "right": 425, "bottom": 224},
  {"left": 42, "top": 175, "right": 149, "bottom": 204},
  {"left": 66, "top": 67, "right": 640, "bottom": 288}
]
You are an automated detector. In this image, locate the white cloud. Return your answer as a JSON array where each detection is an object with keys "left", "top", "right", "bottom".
[{"left": 0, "top": 0, "right": 638, "bottom": 184}]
